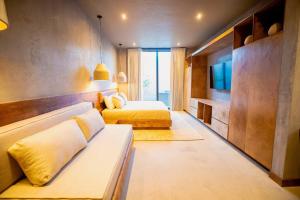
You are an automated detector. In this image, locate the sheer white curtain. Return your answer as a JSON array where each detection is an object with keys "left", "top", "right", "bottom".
[
  {"left": 127, "top": 48, "right": 141, "bottom": 100},
  {"left": 170, "top": 48, "right": 186, "bottom": 111}
]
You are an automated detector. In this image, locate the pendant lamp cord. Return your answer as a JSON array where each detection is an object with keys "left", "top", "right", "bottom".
[{"left": 97, "top": 15, "right": 103, "bottom": 64}]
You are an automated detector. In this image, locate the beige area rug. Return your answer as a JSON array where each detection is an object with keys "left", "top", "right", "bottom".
[{"left": 133, "top": 112, "right": 204, "bottom": 141}]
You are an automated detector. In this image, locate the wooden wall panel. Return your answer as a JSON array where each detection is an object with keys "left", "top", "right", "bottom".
[
  {"left": 191, "top": 56, "right": 207, "bottom": 98},
  {"left": 0, "top": 90, "right": 116, "bottom": 127},
  {"left": 229, "top": 33, "right": 283, "bottom": 169},
  {"left": 245, "top": 33, "right": 283, "bottom": 169},
  {"left": 228, "top": 45, "right": 251, "bottom": 150}
]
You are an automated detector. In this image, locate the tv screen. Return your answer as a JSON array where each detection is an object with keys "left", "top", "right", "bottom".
[
  {"left": 224, "top": 60, "right": 232, "bottom": 90},
  {"left": 212, "top": 63, "right": 225, "bottom": 90},
  {"left": 210, "top": 60, "right": 232, "bottom": 91}
]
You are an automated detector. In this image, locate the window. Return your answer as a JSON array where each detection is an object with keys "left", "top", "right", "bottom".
[{"left": 141, "top": 49, "right": 171, "bottom": 108}]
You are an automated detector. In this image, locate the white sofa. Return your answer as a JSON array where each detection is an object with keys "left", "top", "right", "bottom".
[{"left": 0, "top": 102, "right": 133, "bottom": 200}]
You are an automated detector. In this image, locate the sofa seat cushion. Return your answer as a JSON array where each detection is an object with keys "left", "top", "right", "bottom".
[{"left": 0, "top": 125, "right": 133, "bottom": 200}]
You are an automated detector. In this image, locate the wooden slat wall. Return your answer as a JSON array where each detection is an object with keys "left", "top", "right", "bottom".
[
  {"left": 191, "top": 56, "right": 207, "bottom": 98},
  {"left": 0, "top": 89, "right": 116, "bottom": 127}
]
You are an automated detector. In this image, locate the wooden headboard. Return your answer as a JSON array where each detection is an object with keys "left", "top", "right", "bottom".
[
  {"left": 0, "top": 89, "right": 117, "bottom": 127},
  {"left": 98, "top": 88, "right": 118, "bottom": 112}
]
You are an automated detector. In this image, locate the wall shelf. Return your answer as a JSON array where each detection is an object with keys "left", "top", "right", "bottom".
[
  {"left": 234, "top": 16, "right": 253, "bottom": 49},
  {"left": 233, "top": 0, "right": 285, "bottom": 50}
]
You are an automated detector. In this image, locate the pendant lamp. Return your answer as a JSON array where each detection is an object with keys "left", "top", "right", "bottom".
[
  {"left": 94, "top": 15, "right": 110, "bottom": 80},
  {"left": 116, "top": 44, "right": 127, "bottom": 83},
  {"left": 0, "top": 0, "right": 9, "bottom": 31},
  {"left": 117, "top": 72, "right": 127, "bottom": 83}
]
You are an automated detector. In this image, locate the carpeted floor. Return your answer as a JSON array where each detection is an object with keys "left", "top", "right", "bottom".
[
  {"left": 123, "top": 111, "right": 300, "bottom": 200},
  {"left": 133, "top": 112, "right": 204, "bottom": 141}
]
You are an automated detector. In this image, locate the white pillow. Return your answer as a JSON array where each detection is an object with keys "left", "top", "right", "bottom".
[
  {"left": 8, "top": 120, "right": 87, "bottom": 186},
  {"left": 104, "top": 95, "right": 115, "bottom": 109},
  {"left": 73, "top": 108, "right": 105, "bottom": 141},
  {"left": 112, "top": 95, "right": 125, "bottom": 109},
  {"left": 119, "top": 92, "right": 128, "bottom": 103}
]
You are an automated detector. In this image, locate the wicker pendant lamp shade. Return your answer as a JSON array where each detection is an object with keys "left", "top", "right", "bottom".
[
  {"left": 93, "top": 15, "right": 110, "bottom": 80},
  {"left": 0, "top": 0, "right": 9, "bottom": 31}
]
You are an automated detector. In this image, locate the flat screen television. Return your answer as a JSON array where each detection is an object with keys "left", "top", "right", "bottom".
[{"left": 210, "top": 60, "right": 232, "bottom": 91}]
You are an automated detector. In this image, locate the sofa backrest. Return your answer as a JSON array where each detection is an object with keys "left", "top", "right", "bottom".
[{"left": 0, "top": 102, "right": 93, "bottom": 193}]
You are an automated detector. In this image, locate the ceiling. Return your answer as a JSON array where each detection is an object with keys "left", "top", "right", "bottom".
[{"left": 78, "top": 0, "right": 260, "bottom": 48}]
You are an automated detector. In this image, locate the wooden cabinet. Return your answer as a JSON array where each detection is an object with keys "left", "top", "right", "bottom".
[
  {"left": 189, "top": 107, "right": 198, "bottom": 118},
  {"left": 189, "top": 98, "right": 200, "bottom": 118},
  {"left": 212, "top": 106, "right": 229, "bottom": 124},
  {"left": 184, "top": 0, "right": 285, "bottom": 171},
  {"left": 211, "top": 105, "right": 230, "bottom": 139},
  {"left": 189, "top": 98, "right": 199, "bottom": 109},
  {"left": 187, "top": 98, "right": 230, "bottom": 139},
  {"left": 229, "top": 33, "right": 283, "bottom": 169},
  {"left": 211, "top": 118, "right": 228, "bottom": 139}
]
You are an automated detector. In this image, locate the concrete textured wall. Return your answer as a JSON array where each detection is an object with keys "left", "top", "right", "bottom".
[
  {"left": 283, "top": 7, "right": 300, "bottom": 179},
  {"left": 272, "top": 0, "right": 300, "bottom": 181},
  {"left": 0, "top": 0, "right": 117, "bottom": 103}
]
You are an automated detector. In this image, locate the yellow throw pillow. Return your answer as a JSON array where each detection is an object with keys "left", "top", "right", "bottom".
[
  {"left": 112, "top": 95, "right": 125, "bottom": 109},
  {"left": 104, "top": 95, "right": 115, "bottom": 109},
  {"left": 8, "top": 120, "right": 87, "bottom": 186},
  {"left": 73, "top": 109, "right": 105, "bottom": 141}
]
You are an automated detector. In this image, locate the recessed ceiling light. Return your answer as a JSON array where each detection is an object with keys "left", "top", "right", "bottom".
[
  {"left": 121, "top": 13, "right": 127, "bottom": 20},
  {"left": 133, "top": 42, "right": 136, "bottom": 46},
  {"left": 196, "top": 12, "right": 203, "bottom": 21},
  {"left": 177, "top": 42, "right": 181, "bottom": 46}
]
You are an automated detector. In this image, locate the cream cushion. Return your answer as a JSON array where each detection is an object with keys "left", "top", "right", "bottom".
[
  {"left": 73, "top": 108, "right": 105, "bottom": 141},
  {"left": 104, "top": 95, "right": 115, "bottom": 109},
  {"left": 112, "top": 95, "right": 125, "bottom": 109},
  {"left": 8, "top": 120, "right": 87, "bottom": 186},
  {"left": 119, "top": 92, "right": 128, "bottom": 103}
]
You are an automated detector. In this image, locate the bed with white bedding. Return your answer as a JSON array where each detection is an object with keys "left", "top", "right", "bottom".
[{"left": 99, "top": 90, "right": 172, "bottom": 128}]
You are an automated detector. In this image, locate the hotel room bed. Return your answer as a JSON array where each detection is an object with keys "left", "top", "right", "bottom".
[{"left": 99, "top": 90, "right": 172, "bottom": 128}]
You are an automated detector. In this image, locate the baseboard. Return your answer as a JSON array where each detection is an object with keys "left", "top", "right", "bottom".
[{"left": 269, "top": 172, "right": 300, "bottom": 187}]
